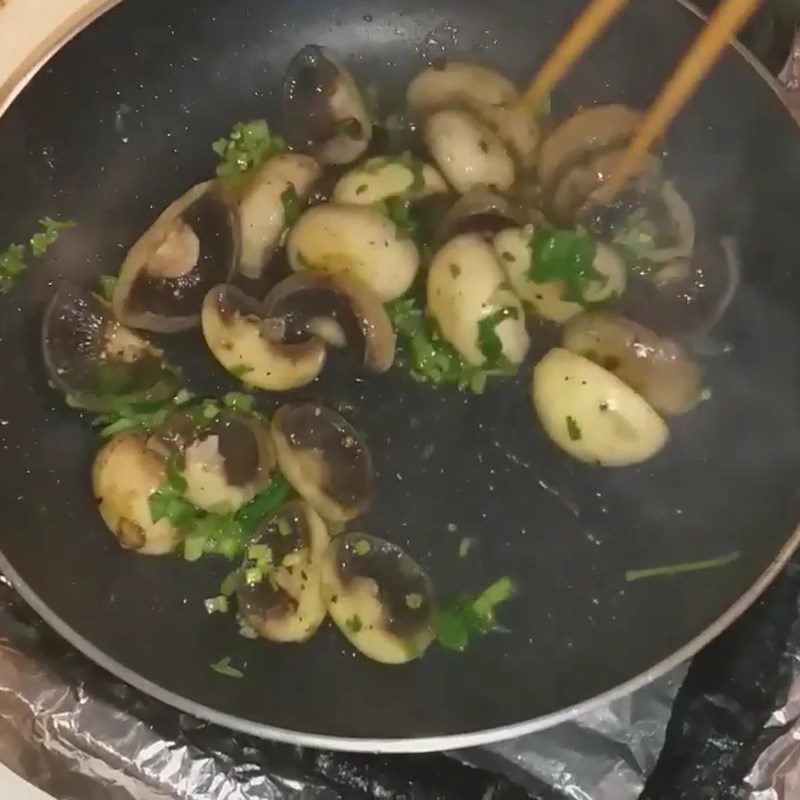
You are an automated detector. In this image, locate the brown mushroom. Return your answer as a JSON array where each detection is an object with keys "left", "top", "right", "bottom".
[{"left": 270, "top": 403, "right": 373, "bottom": 523}]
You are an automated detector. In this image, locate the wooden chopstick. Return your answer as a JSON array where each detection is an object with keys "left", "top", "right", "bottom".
[
  {"left": 522, "top": 0, "right": 632, "bottom": 111},
  {"left": 599, "top": 0, "right": 766, "bottom": 201}
]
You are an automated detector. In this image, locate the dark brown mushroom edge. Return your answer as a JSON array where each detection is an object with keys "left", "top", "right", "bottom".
[
  {"left": 113, "top": 180, "right": 239, "bottom": 332},
  {"left": 235, "top": 500, "right": 329, "bottom": 642},
  {"left": 271, "top": 403, "right": 373, "bottom": 523},
  {"left": 42, "top": 282, "right": 180, "bottom": 412},
  {"left": 321, "top": 533, "right": 437, "bottom": 664}
]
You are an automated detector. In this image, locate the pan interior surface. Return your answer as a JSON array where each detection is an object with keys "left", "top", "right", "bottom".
[{"left": 0, "top": 0, "right": 799, "bottom": 748}]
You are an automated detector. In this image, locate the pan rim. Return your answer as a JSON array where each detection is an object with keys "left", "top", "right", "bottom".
[{"left": 0, "top": 0, "right": 798, "bottom": 754}]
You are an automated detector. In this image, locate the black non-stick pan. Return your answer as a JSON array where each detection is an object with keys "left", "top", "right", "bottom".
[{"left": 0, "top": 0, "right": 799, "bottom": 752}]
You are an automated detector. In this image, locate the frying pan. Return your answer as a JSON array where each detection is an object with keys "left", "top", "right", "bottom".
[{"left": 0, "top": 0, "right": 799, "bottom": 753}]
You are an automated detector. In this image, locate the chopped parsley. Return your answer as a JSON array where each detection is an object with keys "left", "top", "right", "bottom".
[
  {"left": 528, "top": 230, "right": 603, "bottom": 305},
  {"left": 212, "top": 119, "right": 287, "bottom": 186},
  {"left": 345, "top": 615, "right": 363, "bottom": 634},
  {"left": 210, "top": 657, "right": 244, "bottom": 678},
  {"left": 405, "top": 593, "right": 423, "bottom": 609},
  {"left": 380, "top": 196, "right": 418, "bottom": 240},
  {"left": 280, "top": 185, "right": 301, "bottom": 226},
  {"left": 436, "top": 577, "right": 516, "bottom": 652},
  {"left": 477, "top": 307, "right": 518, "bottom": 368},
  {"left": 98, "top": 275, "right": 118, "bottom": 302},
  {"left": 204, "top": 595, "right": 229, "bottom": 614},
  {"left": 222, "top": 391, "right": 255, "bottom": 413},
  {"left": 458, "top": 537, "right": 475, "bottom": 558},
  {"left": 625, "top": 551, "right": 740, "bottom": 582},
  {"left": 92, "top": 387, "right": 194, "bottom": 438},
  {"left": 386, "top": 297, "right": 515, "bottom": 394},
  {"left": 0, "top": 218, "right": 75, "bottom": 293},
  {"left": 566, "top": 415, "right": 582, "bottom": 441},
  {"left": 30, "top": 218, "right": 76, "bottom": 256}
]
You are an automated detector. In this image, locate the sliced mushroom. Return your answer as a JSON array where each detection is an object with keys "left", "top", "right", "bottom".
[
  {"left": 236, "top": 153, "right": 322, "bottom": 280},
  {"left": 41, "top": 283, "right": 179, "bottom": 411},
  {"left": 538, "top": 105, "right": 645, "bottom": 225},
  {"left": 113, "top": 181, "right": 239, "bottom": 332},
  {"left": 321, "top": 533, "right": 437, "bottom": 664},
  {"left": 532, "top": 347, "right": 669, "bottom": 466},
  {"left": 618, "top": 236, "right": 740, "bottom": 338},
  {"left": 332, "top": 156, "right": 447, "bottom": 205},
  {"left": 493, "top": 227, "right": 626, "bottom": 323},
  {"left": 236, "top": 501, "right": 329, "bottom": 642},
  {"left": 428, "top": 233, "right": 529, "bottom": 367},
  {"left": 149, "top": 408, "right": 275, "bottom": 513},
  {"left": 92, "top": 433, "right": 180, "bottom": 555},
  {"left": 286, "top": 203, "right": 420, "bottom": 302},
  {"left": 434, "top": 188, "right": 521, "bottom": 247},
  {"left": 407, "top": 62, "right": 539, "bottom": 166},
  {"left": 271, "top": 403, "right": 373, "bottom": 523},
  {"left": 425, "top": 109, "right": 515, "bottom": 195},
  {"left": 561, "top": 311, "right": 702, "bottom": 416},
  {"left": 263, "top": 272, "right": 395, "bottom": 372},
  {"left": 283, "top": 45, "right": 372, "bottom": 165},
  {"left": 201, "top": 284, "right": 327, "bottom": 391}
]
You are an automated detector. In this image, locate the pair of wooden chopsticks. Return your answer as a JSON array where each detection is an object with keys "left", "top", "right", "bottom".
[{"left": 524, "top": 0, "right": 766, "bottom": 201}]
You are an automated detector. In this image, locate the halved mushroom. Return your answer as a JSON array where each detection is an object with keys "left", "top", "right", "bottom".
[
  {"left": 618, "top": 236, "right": 741, "bottom": 338},
  {"left": 427, "top": 233, "right": 529, "bottom": 367},
  {"left": 562, "top": 311, "right": 702, "bottom": 416},
  {"left": 263, "top": 272, "right": 395, "bottom": 372},
  {"left": 332, "top": 156, "right": 447, "bottom": 205},
  {"left": 532, "top": 347, "right": 669, "bottom": 466},
  {"left": 283, "top": 45, "right": 372, "bottom": 165},
  {"left": 493, "top": 227, "right": 626, "bottom": 323},
  {"left": 537, "top": 105, "right": 645, "bottom": 225},
  {"left": 425, "top": 109, "right": 515, "bottom": 194},
  {"left": 149, "top": 408, "right": 275, "bottom": 513},
  {"left": 92, "top": 433, "right": 180, "bottom": 555},
  {"left": 112, "top": 181, "right": 239, "bottom": 332},
  {"left": 271, "top": 403, "right": 373, "bottom": 523},
  {"left": 236, "top": 500, "right": 329, "bottom": 642},
  {"left": 236, "top": 153, "right": 322, "bottom": 280},
  {"left": 201, "top": 284, "right": 327, "bottom": 391},
  {"left": 42, "top": 283, "right": 179, "bottom": 411},
  {"left": 286, "top": 203, "right": 420, "bottom": 302},
  {"left": 407, "top": 62, "right": 539, "bottom": 167},
  {"left": 434, "top": 188, "right": 522, "bottom": 247},
  {"left": 321, "top": 533, "right": 437, "bottom": 664}
]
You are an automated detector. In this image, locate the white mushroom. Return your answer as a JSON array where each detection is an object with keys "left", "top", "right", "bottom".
[
  {"left": 333, "top": 157, "right": 447, "bottom": 205},
  {"left": 237, "top": 153, "right": 321, "bottom": 279},
  {"left": 493, "top": 227, "right": 626, "bottom": 323},
  {"left": 427, "top": 233, "right": 529, "bottom": 367},
  {"left": 532, "top": 348, "right": 668, "bottom": 466},
  {"left": 286, "top": 203, "right": 420, "bottom": 302},
  {"left": 201, "top": 285, "right": 326, "bottom": 391},
  {"left": 92, "top": 433, "right": 180, "bottom": 555},
  {"left": 424, "top": 109, "right": 515, "bottom": 194}
]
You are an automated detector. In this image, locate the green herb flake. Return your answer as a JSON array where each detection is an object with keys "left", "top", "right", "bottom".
[
  {"left": 625, "top": 551, "right": 740, "bottom": 583},
  {"left": 345, "top": 615, "right": 363, "bottom": 634},
  {"left": 528, "top": 230, "right": 603, "bottom": 305},
  {"left": 405, "top": 593, "right": 423, "bottom": 610},
  {"left": 30, "top": 218, "right": 76, "bottom": 256},
  {"left": 449, "top": 263, "right": 461, "bottom": 278},
  {"left": 458, "top": 537, "right": 474, "bottom": 558},
  {"left": 477, "top": 307, "right": 518, "bottom": 368},
  {"left": 228, "top": 363, "right": 254, "bottom": 379},
  {"left": 381, "top": 196, "right": 418, "bottom": 240},
  {"left": 353, "top": 539, "right": 371, "bottom": 556},
  {"left": 222, "top": 392, "right": 255, "bottom": 412},
  {"left": 98, "top": 275, "right": 118, "bottom": 302},
  {"left": 210, "top": 656, "right": 244, "bottom": 678},
  {"left": 280, "top": 185, "right": 301, "bottom": 227},
  {"left": 0, "top": 244, "right": 28, "bottom": 293},
  {"left": 355, "top": 183, "right": 369, "bottom": 195},
  {"left": 435, "top": 577, "right": 516, "bottom": 652},
  {"left": 500, "top": 251, "right": 515, "bottom": 262},
  {"left": 212, "top": 119, "right": 287, "bottom": 186},
  {"left": 566, "top": 415, "right": 582, "bottom": 441},
  {"left": 204, "top": 595, "right": 229, "bottom": 614}
]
